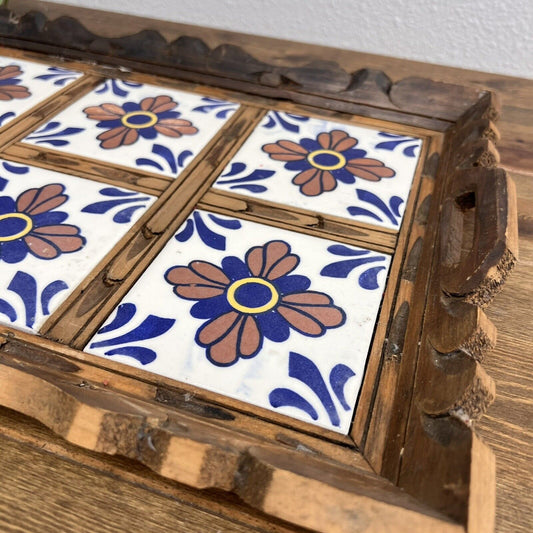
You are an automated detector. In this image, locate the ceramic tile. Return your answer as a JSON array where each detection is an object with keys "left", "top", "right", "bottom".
[
  {"left": 22, "top": 80, "right": 240, "bottom": 178},
  {"left": 85, "top": 210, "right": 391, "bottom": 434},
  {"left": 0, "top": 160, "right": 156, "bottom": 333},
  {"left": 213, "top": 111, "right": 423, "bottom": 230},
  {"left": 0, "top": 56, "right": 82, "bottom": 128}
]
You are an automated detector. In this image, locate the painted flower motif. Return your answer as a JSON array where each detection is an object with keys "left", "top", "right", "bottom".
[
  {"left": 0, "top": 184, "right": 85, "bottom": 263},
  {"left": 165, "top": 240, "right": 345, "bottom": 366},
  {"left": 262, "top": 130, "right": 396, "bottom": 196},
  {"left": 0, "top": 65, "right": 31, "bottom": 101},
  {"left": 83, "top": 95, "right": 198, "bottom": 149}
]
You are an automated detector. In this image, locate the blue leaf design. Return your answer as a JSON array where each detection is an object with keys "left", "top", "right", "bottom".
[
  {"left": 358, "top": 266, "right": 386, "bottom": 290},
  {"left": 192, "top": 97, "right": 238, "bottom": 118},
  {"left": 222, "top": 162, "right": 246, "bottom": 177},
  {"left": 177, "top": 150, "right": 193, "bottom": 168},
  {"left": 288, "top": 352, "right": 340, "bottom": 427},
  {"left": 113, "top": 205, "right": 144, "bottom": 223},
  {"left": 174, "top": 211, "right": 241, "bottom": 250},
  {"left": 326, "top": 244, "right": 370, "bottom": 257},
  {"left": 2, "top": 162, "right": 29, "bottom": 174},
  {"left": 175, "top": 219, "right": 194, "bottom": 242},
  {"left": 97, "top": 303, "right": 137, "bottom": 335},
  {"left": 207, "top": 214, "right": 241, "bottom": 230},
  {"left": 104, "top": 346, "right": 157, "bottom": 365},
  {"left": 262, "top": 111, "right": 309, "bottom": 133},
  {"left": 8, "top": 271, "right": 37, "bottom": 328},
  {"left": 375, "top": 132, "right": 420, "bottom": 158},
  {"left": 41, "top": 280, "right": 68, "bottom": 315},
  {"left": 99, "top": 188, "right": 138, "bottom": 197},
  {"left": 152, "top": 144, "right": 177, "bottom": 174},
  {"left": 389, "top": 196, "right": 404, "bottom": 218},
  {"left": 135, "top": 157, "right": 164, "bottom": 171},
  {"left": 194, "top": 211, "right": 225, "bottom": 251},
  {"left": 26, "top": 121, "right": 83, "bottom": 147},
  {"left": 347, "top": 206, "right": 383, "bottom": 222},
  {"left": 0, "top": 298, "right": 17, "bottom": 322},
  {"left": 81, "top": 198, "right": 143, "bottom": 214},
  {"left": 90, "top": 315, "right": 175, "bottom": 349},
  {"left": 320, "top": 256, "right": 385, "bottom": 278},
  {"left": 231, "top": 184, "right": 267, "bottom": 193},
  {"left": 0, "top": 178, "right": 7, "bottom": 191},
  {"left": 269, "top": 389, "right": 319, "bottom": 421},
  {"left": 329, "top": 364, "right": 356, "bottom": 411},
  {"left": 217, "top": 164, "right": 275, "bottom": 194},
  {"left": 0, "top": 112, "right": 15, "bottom": 126},
  {"left": 95, "top": 79, "right": 143, "bottom": 97}
]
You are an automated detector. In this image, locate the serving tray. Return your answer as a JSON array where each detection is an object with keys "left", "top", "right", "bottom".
[{"left": 0, "top": 3, "right": 518, "bottom": 532}]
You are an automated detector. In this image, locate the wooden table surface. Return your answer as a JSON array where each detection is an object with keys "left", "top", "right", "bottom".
[{"left": 0, "top": 17, "right": 531, "bottom": 533}]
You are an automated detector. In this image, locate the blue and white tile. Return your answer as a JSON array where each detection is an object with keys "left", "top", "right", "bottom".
[
  {"left": 213, "top": 111, "right": 422, "bottom": 230},
  {"left": 22, "top": 80, "right": 239, "bottom": 178},
  {"left": 0, "top": 160, "right": 156, "bottom": 332},
  {"left": 85, "top": 210, "right": 391, "bottom": 434},
  {"left": 0, "top": 56, "right": 82, "bottom": 128}
]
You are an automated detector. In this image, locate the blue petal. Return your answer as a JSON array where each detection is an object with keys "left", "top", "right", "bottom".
[
  {"left": 285, "top": 160, "right": 311, "bottom": 171},
  {"left": 299, "top": 138, "right": 320, "bottom": 151},
  {"left": 256, "top": 311, "right": 290, "bottom": 342},
  {"left": 329, "top": 364, "right": 356, "bottom": 411},
  {"left": 104, "top": 346, "right": 157, "bottom": 365},
  {"left": 41, "top": 280, "right": 68, "bottom": 315},
  {"left": 1, "top": 240, "right": 29, "bottom": 264},
  {"left": 221, "top": 256, "right": 249, "bottom": 281},
  {"left": 274, "top": 274, "right": 310, "bottom": 295},
  {"left": 0, "top": 196, "right": 16, "bottom": 215},
  {"left": 190, "top": 295, "right": 231, "bottom": 319},
  {"left": 269, "top": 388, "right": 318, "bottom": 420},
  {"left": 32, "top": 211, "right": 68, "bottom": 227},
  {"left": 122, "top": 102, "right": 141, "bottom": 113},
  {"left": 331, "top": 168, "right": 355, "bottom": 184},
  {"left": 97, "top": 303, "right": 137, "bottom": 334}
]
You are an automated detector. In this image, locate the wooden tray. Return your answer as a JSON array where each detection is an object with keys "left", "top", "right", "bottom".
[{"left": 0, "top": 2, "right": 519, "bottom": 532}]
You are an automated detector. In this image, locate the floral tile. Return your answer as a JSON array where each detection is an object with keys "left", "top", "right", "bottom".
[
  {"left": 85, "top": 209, "right": 391, "bottom": 434},
  {"left": 213, "top": 111, "right": 423, "bottom": 230},
  {"left": 22, "top": 79, "right": 240, "bottom": 178},
  {"left": 0, "top": 160, "right": 156, "bottom": 332},
  {"left": 0, "top": 56, "right": 82, "bottom": 128}
]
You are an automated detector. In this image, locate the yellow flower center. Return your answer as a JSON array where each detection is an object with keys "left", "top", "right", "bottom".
[
  {"left": 121, "top": 111, "right": 158, "bottom": 129},
  {"left": 307, "top": 149, "right": 346, "bottom": 170},
  {"left": 226, "top": 277, "right": 279, "bottom": 314},
  {"left": 0, "top": 212, "right": 33, "bottom": 242}
]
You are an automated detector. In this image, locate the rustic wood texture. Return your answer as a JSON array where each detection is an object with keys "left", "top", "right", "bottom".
[
  {"left": 0, "top": 2, "right": 489, "bottom": 131},
  {"left": 0, "top": 356, "right": 463, "bottom": 533},
  {"left": 0, "top": 4, "right": 529, "bottom": 533}
]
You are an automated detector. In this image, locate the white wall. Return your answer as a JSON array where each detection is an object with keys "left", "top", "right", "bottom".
[{"left": 47, "top": 0, "right": 533, "bottom": 79}]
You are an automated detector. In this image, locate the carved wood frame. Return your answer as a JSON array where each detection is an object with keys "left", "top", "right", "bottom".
[{"left": 0, "top": 3, "right": 519, "bottom": 532}]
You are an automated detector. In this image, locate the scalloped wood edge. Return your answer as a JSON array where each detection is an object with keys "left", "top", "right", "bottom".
[{"left": 0, "top": 3, "right": 519, "bottom": 533}]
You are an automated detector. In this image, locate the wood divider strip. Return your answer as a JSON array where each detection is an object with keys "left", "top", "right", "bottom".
[
  {"left": 41, "top": 106, "right": 266, "bottom": 347},
  {"left": 2, "top": 143, "right": 170, "bottom": 196},
  {"left": 199, "top": 189, "right": 398, "bottom": 254}
]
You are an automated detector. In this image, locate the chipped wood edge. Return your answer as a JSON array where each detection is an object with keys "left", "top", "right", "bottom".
[{"left": 0, "top": 2, "right": 488, "bottom": 126}]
